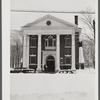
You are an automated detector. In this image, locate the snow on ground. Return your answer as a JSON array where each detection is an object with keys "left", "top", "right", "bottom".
[{"left": 10, "top": 69, "right": 95, "bottom": 100}]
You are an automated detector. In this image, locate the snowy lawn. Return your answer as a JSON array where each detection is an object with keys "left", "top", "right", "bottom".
[{"left": 10, "top": 69, "right": 95, "bottom": 100}]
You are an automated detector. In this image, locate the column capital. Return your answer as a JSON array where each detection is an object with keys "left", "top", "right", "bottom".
[
  {"left": 38, "top": 34, "right": 41, "bottom": 36},
  {"left": 56, "top": 33, "right": 60, "bottom": 36},
  {"left": 71, "top": 34, "right": 75, "bottom": 36}
]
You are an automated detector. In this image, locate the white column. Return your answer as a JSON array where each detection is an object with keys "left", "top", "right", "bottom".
[
  {"left": 79, "top": 45, "right": 85, "bottom": 63},
  {"left": 56, "top": 34, "right": 60, "bottom": 71},
  {"left": 26, "top": 35, "right": 29, "bottom": 68},
  {"left": 37, "top": 34, "right": 41, "bottom": 72},
  {"left": 23, "top": 35, "right": 27, "bottom": 68},
  {"left": 71, "top": 34, "right": 76, "bottom": 70}
]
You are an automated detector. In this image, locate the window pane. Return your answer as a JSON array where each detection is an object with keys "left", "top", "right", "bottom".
[
  {"left": 30, "top": 38, "right": 36, "bottom": 46},
  {"left": 48, "top": 38, "right": 52, "bottom": 46},
  {"left": 30, "top": 57, "right": 36, "bottom": 64},
  {"left": 65, "top": 57, "right": 71, "bottom": 64},
  {"left": 54, "top": 40, "right": 56, "bottom": 46},
  {"left": 65, "top": 35, "right": 71, "bottom": 46},
  {"left": 45, "top": 40, "right": 47, "bottom": 46},
  {"left": 65, "top": 48, "right": 71, "bottom": 55},
  {"left": 45, "top": 35, "right": 56, "bottom": 47},
  {"left": 30, "top": 48, "right": 36, "bottom": 55}
]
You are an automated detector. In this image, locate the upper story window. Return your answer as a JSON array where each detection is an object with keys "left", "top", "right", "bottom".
[
  {"left": 48, "top": 36, "right": 53, "bottom": 46},
  {"left": 65, "top": 35, "right": 71, "bottom": 47},
  {"left": 45, "top": 35, "right": 56, "bottom": 49},
  {"left": 65, "top": 48, "right": 71, "bottom": 55},
  {"left": 30, "top": 36, "right": 37, "bottom": 47}
]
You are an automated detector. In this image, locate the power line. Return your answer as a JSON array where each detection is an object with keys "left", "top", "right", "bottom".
[{"left": 11, "top": 9, "right": 95, "bottom": 14}]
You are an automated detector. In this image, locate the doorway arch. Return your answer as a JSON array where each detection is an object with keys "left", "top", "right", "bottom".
[{"left": 46, "top": 55, "right": 55, "bottom": 72}]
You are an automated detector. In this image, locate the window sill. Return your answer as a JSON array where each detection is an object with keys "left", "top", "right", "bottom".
[
  {"left": 65, "top": 55, "right": 71, "bottom": 57},
  {"left": 29, "top": 64, "right": 37, "bottom": 65},
  {"left": 30, "top": 46, "right": 36, "bottom": 48},
  {"left": 65, "top": 46, "right": 71, "bottom": 48},
  {"left": 45, "top": 46, "right": 56, "bottom": 50}
]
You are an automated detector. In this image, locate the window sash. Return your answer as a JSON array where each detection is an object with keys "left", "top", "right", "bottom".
[
  {"left": 30, "top": 38, "right": 36, "bottom": 46},
  {"left": 65, "top": 56, "right": 71, "bottom": 64},
  {"left": 30, "top": 56, "right": 36, "bottom": 64},
  {"left": 65, "top": 48, "right": 71, "bottom": 55},
  {"left": 65, "top": 35, "right": 71, "bottom": 47},
  {"left": 45, "top": 37, "right": 56, "bottom": 47}
]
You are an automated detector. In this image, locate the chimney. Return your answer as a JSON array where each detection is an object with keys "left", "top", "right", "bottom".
[{"left": 75, "top": 15, "right": 78, "bottom": 25}]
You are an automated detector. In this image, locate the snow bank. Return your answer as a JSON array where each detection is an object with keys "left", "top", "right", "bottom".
[
  {"left": 11, "top": 92, "right": 90, "bottom": 100},
  {"left": 10, "top": 69, "right": 95, "bottom": 100},
  {"left": 76, "top": 68, "right": 95, "bottom": 74}
]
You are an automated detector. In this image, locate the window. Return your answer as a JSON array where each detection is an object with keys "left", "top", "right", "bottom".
[
  {"left": 65, "top": 56, "right": 71, "bottom": 64},
  {"left": 45, "top": 35, "right": 56, "bottom": 49},
  {"left": 45, "top": 40, "right": 48, "bottom": 46},
  {"left": 54, "top": 40, "right": 56, "bottom": 46},
  {"left": 65, "top": 48, "right": 71, "bottom": 55},
  {"left": 30, "top": 56, "right": 36, "bottom": 64},
  {"left": 48, "top": 37, "right": 53, "bottom": 46},
  {"left": 65, "top": 35, "right": 71, "bottom": 47},
  {"left": 30, "top": 36, "right": 37, "bottom": 46},
  {"left": 30, "top": 48, "right": 36, "bottom": 55}
]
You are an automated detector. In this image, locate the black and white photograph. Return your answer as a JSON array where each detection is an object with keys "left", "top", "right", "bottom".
[{"left": 8, "top": 0, "right": 97, "bottom": 100}]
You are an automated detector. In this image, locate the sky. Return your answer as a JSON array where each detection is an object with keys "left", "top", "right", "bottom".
[
  {"left": 11, "top": 0, "right": 95, "bottom": 11},
  {"left": 10, "top": 0, "right": 95, "bottom": 38}
]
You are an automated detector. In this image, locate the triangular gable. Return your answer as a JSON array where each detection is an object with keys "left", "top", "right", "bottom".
[{"left": 23, "top": 14, "right": 77, "bottom": 28}]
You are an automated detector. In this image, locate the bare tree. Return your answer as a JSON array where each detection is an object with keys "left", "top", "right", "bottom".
[
  {"left": 10, "top": 30, "right": 23, "bottom": 68},
  {"left": 80, "top": 9, "right": 95, "bottom": 42},
  {"left": 80, "top": 9, "right": 95, "bottom": 68}
]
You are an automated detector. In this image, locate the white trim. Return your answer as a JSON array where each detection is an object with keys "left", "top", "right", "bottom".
[
  {"left": 23, "top": 35, "right": 27, "bottom": 68},
  {"left": 22, "top": 14, "right": 77, "bottom": 28},
  {"left": 56, "top": 34, "right": 60, "bottom": 71},
  {"left": 45, "top": 35, "right": 56, "bottom": 47},
  {"left": 71, "top": 34, "right": 76, "bottom": 70},
  {"left": 65, "top": 46, "right": 71, "bottom": 48},
  {"left": 65, "top": 55, "right": 71, "bottom": 57},
  {"left": 60, "top": 64, "right": 71, "bottom": 66},
  {"left": 45, "top": 46, "right": 56, "bottom": 49},
  {"left": 30, "top": 46, "right": 36, "bottom": 48},
  {"left": 42, "top": 51, "right": 56, "bottom": 70},
  {"left": 29, "top": 63, "right": 37, "bottom": 65},
  {"left": 29, "top": 54, "right": 36, "bottom": 57},
  {"left": 37, "top": 34, "right": 41, "bottom": 71},
  {"left": 23, "top": 29, "right": 75, "bottom": 35},
  {"left": 26, "top": 35, "right": 29, "bottom": 68}
]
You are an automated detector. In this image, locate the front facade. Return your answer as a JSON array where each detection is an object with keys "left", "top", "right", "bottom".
[{"left": 22, "top": 15, "right": 82, "bottom": 72}]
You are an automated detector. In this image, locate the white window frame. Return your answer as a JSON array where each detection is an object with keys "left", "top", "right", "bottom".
[
  {"left": 65, "top": 35, "right": 71, "bottom": 48},
  {"left": 65, "top": 55, "right": 71, "bottom": 64},
  {"left": 29, "top": 55, "right": 36, "bottom": 64},
  {"left": 45, "top": 35, "right": 56, "bottom": 49}
]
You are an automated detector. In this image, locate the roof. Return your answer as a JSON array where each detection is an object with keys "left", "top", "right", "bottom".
[{"left": 22, "top": 14, "right": 78, "bottom": 28}]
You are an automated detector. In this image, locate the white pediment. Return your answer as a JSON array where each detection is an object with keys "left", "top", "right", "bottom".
[{"left": 23, "top": 14, "right": 77, "bottom": 29}]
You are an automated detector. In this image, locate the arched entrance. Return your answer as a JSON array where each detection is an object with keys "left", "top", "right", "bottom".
[{"left": 46, "top": 55, "right": 55, "bottom": 73}]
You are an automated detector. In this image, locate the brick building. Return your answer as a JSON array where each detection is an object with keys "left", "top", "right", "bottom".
[{"left": 21, "top": 14, "right": 84, "bottom": 72}]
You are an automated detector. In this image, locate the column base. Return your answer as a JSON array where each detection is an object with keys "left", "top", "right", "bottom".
[
  {"left": 37, "top": 68, "right": 42, "bottom": 73},
  {"left": 55, "top": 67, "right": 60, "bottom": 72},
  {"left": 71, "top": 67, "right": 76, "bottom": 70},
  {"left": 22, "top": 66, "right": 29, "bottom": 69}
]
